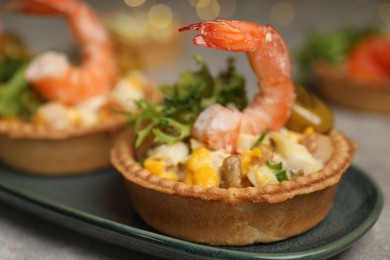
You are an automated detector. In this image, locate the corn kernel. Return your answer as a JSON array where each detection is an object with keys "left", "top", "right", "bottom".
[
  {"left": 144, "top": 159, "right": 179, "bottom": 181},
  {"left": 241, "top": 148, "right": 263, "bottom": 175},
  {"left": 252, "top": 147, "right": 263, "bottom": 157},
  {"left": 241, "top": 150, "right": 253, "bottom": 174},
  {"left": 183, "top": 171, "right": 194, "bottom": 185},
  {"left": 304, "top": 126, "right": 315, "bottom": 135},
  {"left": 187, "top": 147, "right": 210, "bottom": 168},
  {"left": 193, "top": 165, "right": 219, "bottom": 187},
  {"left": 185, "top": 147, "right": 220, "bottom": 187},
  {"left": 144, "top": 159, "right": 165, "bottom": 176}
]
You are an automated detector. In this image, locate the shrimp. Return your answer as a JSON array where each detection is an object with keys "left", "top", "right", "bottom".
[
  {"left": 346, "top": 35, "right": 390, "bottom": 83},
  {"left": 3, "top": 0, "right": 116, "bottom": 105},
  {"left": 179, "top": 19, "right": 296, "bottom": 153}
]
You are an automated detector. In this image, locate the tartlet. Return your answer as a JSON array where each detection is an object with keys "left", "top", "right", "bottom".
[
  {"left": 111, "top": 19, "right": 357, "bottom": 246},
  {"left": 0, "top": 73, "right": 160, "bottom": 176},
  {"left": 0, "top": 114, "right": 123, "bottom": 176},
  {"left": 111, "top": 128, "right": 356, "bottom": 245},
  {"left": 314, "top": 62, "right": 390, "bottom": 113},
  {"left": 0, "top": 0, "right": 162, "bottom": 176},
  {"left": 296, "top": 27, "right": 390, "bottom": 113}
]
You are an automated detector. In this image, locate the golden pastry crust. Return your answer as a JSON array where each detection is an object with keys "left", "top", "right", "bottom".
[
  {"left": 0, "top": 115, "right": 124, "bottom": 175},
  {"left": 0, "top": 115, "right": 123, "bottom": 139},
  {"left": 111, "top": 129, "right": 356, "bottom": 245},
  {"left": 315, "top": 62, "right": 390, "bottom": 113},
  {"left": 0, "top": 83, "right": 161, "bottom": 176}
]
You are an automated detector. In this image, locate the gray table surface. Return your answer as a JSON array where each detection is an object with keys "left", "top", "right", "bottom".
[{"left": 1, "top": 0, "right": 389, "bottom": 259}]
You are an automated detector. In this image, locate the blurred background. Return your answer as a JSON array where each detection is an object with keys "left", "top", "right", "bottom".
[{"left": 2, "top": 0, "right": 389, "bottom": 97}]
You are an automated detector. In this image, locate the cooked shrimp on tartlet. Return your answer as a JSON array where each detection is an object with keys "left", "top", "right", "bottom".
[
  {"left": 0, "top": 0, "right": 157, "bottom": 175},
  {"left": 111, "top": 19, "right": 356, "bottom": 245}
]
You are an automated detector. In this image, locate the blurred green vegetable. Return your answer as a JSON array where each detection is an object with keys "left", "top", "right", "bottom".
[
  {"left": 128, "top": 55, "right": 248, "bottom": 147},
  {"left": 0, "top": 60, "right": 42, "bottom": 119},
  {"left": 160, "top": 55, "right": 247, "bottom": 124},
  {"left": 295, "top": 26, "right": 380, "bottom": 84},
  {"left": 0, "top": 58, "right": 27, "bottom": 80},
  {"left": 0, "top": 30, "right": 41, "bottom": 119}
]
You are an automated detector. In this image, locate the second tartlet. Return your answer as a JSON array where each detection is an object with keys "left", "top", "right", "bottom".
[{"left": 0, "top": 0, "right": 158, "bottom": 175}]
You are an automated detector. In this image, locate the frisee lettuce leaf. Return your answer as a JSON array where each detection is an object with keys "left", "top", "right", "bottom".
[
  {"left": 128, "top": 100, "right": 191, "bottom": 148},
  {"left": 128, "top": 55, "right": 248, "bottom": 147}
]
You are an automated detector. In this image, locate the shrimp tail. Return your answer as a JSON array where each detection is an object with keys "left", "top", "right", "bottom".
[
  {"left": 179, "top": 19, "right": 260, "bottom": 52},
  {"left": 178, "top": 22, "right": 202, "bottom": 32},
  {"left": 3, "top": 0, "right": 116, "bottom": 105},
  {"left": 181, "top": 19, "right": 296, "bottom": 152}
]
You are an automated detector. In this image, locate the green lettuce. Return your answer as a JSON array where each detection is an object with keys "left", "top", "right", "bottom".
[
  {"left": 0, "top": 60, "right": 42, "bottom": 119},
  {"left": 128, "top": 55, "right": 248, "bottom": 147}
]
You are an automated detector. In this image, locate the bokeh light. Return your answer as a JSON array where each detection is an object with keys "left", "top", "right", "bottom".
[
  {"left": 270, "top": 2, "right": 295, "bottom": 26},
  {"left": 378, "top": 3, "right": 390, "bottom": 26},
  {"left": 196, "top": 0, "right": 220, "bottom": 20},
  {"left": 148, "top": 4, "right": 173, "bottom": 29},
  {"left": 124, "top": 0, "right": 146, "bottom": 8},
  {"left": 196, "top": 0, "right": 213, "bottom": 8}
]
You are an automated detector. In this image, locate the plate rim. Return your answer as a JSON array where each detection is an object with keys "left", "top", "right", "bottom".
[{"left": 0, "top": 165, "right": 384, "bottom": 259}]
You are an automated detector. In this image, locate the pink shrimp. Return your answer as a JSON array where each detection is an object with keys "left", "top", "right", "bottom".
[
  {"left": 3, "top": 0, "right": 116, "bottom": 105},
  {"left": 179, "top": 19, "right": 296, "bottom": 153}
]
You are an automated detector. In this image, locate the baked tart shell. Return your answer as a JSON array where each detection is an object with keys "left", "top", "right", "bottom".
[
  {"left": 111, "top": 129, "right": 356, "bottom": 245},
  {"left": 0, "top": 116, "right": 124, "bottom": 176},
  {"left": 0, "top": 84, "right": 161, "bottom": 176}
]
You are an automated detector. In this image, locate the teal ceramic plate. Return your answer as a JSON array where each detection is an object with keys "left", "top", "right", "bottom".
[{"left": 0, "top": 165, "right": 383, "bottom": 259}]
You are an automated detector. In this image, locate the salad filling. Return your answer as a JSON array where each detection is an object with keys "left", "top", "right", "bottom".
[
  {"left": 0, "top": 58, "right": 152, "bottom": 129},
  {"left": 129, "top": 57, "right": 334, "bottom": 188},
  {"left": 143, "top": 129, "right": 333, "bottom": 188},
  {"left": 0, "top": 7, "right": 153, "bottom": 130}
]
